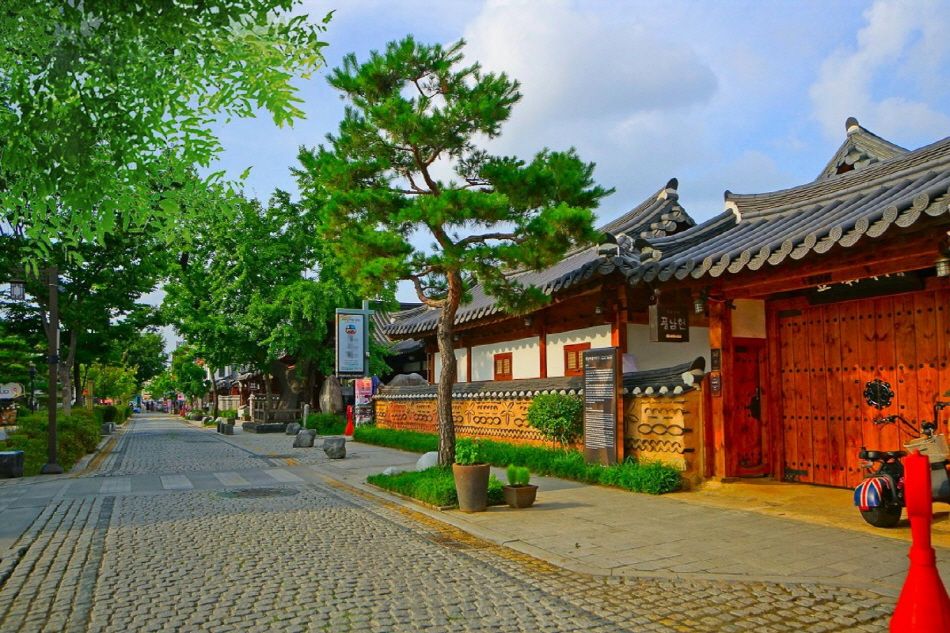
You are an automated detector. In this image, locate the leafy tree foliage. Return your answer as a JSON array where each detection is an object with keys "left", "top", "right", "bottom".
[
  {"left": 0, "top": 1, "right": 330, "bottom": 261},
  {"left": 111, "top": 331, "right": 167, "bottom": 388},
  {"left": 298, "top": 37, "right": 610, "bottom": 464},
  {"left": 84, "top": 362, "right": 137, "bottom": 403},
  {"left": 169, "top": 345, "right": 208, "bottom": 402}
]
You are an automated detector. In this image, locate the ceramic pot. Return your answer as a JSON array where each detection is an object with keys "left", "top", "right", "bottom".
[
  {"left": 452, "top": 463, "right": 490, "bottom": 512},
  {"left": 502, "top": 484, "right": 538, "bottom": 508}
]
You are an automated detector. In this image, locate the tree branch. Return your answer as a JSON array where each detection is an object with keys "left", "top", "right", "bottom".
[
  {"left": 407, "top": 274, "right": 445, "bottom": 308},
  {"left": 456, "top": 232, "right": 520, "bottom": 248}
]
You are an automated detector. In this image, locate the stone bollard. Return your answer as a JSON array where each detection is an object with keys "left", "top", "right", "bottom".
[
  {"left": 285, "top": 422, "right": 301, "bottom": 436},
  {"left": 0, "top": 450, "right": 25, "bottom": 478},
  {"left": 293, "top": 429, "right": 316, "bottom": 448},
  {"left": 323, "top": 437, "right": 346, "bottom": 459}
]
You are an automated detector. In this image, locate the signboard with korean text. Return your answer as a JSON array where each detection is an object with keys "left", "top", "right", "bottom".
[
  {"left": 582, "top": 348, "right": 620, "bottom": 465},
  {"left": 649, "top": 302, "right": 690, "bottom": 342},
  {"left": 354, "top": 377, "right": 374, "bottom": 425},
  {"left": 335, "top": 309, "right": 369, "bottom": 376}
]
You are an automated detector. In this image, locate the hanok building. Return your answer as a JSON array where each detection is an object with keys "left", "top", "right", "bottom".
[{"left": 380, "top": 118, "right": 950, "bottom": 489}]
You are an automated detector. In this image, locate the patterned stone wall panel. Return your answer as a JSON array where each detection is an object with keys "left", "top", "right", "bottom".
[
  {"left": 376, "top": 398, "right": 549, "bottom": 445},
  {"left": 623, "top": 391, "right": 703, "bottom": 482}
]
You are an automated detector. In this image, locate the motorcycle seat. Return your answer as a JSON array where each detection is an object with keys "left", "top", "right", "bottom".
[{"left": 859, "top": 449, "right": 906, "bottom": 461}]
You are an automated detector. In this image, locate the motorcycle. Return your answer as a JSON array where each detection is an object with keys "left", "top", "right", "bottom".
[{"left": 853, "top": 379, "right": 950, "bottom": 528}]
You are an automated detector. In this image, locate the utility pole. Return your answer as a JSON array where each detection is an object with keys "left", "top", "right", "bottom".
[{"left": 41, "top": 266, "right": 62, "bottom": 474}]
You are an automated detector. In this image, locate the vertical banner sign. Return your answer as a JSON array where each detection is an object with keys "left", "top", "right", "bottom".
[
  {"left": 354, "top": 377, "right": 374, "bottom": 425},
  {"left": 335, "top": 309, "right": 369, "bottom": 376},
  {"left": 649, "top": 302, "right": 690, "bottom": 342},
  {"left": 583, "top": 348, "right": 620, "bottom": 465}
]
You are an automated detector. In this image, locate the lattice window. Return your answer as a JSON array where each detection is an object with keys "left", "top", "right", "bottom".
[
  {"left": 493, "top": 352, "right": 513, "bottom": 381},
  {"left": 563, "top": 343, "right": 591, "bottom": 377}
]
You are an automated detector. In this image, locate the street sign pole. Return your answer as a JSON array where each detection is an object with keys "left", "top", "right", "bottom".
[{"left": 41, "top": 266, "right": 63, "bottom": 475}]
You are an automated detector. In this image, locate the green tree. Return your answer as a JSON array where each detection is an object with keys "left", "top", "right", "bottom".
[
  {"left": 298, "top": 38, "right": 610, "bottom": 464},
  {"left": 169, "top": 346, "right": 208, "bottom": 404},
  {"left": 84, "top": 362, "right": 138, "bottom": 403},
  {"left": 112, "top": 331, "right": 167, "bottom": 388},
  {"left": 0, "top": 2, "right": 330, "bottom": 261}
]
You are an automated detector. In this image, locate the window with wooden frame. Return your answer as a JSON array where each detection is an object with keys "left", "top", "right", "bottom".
[
  {"left": 563, "top": 343, "right": 591, "bottom": 377},
  {"left": 493, "top": 352, "right": 513, "bottom": 381}
]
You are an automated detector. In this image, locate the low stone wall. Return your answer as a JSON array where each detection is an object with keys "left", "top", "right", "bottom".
[
  {"left": 375, "top": 373, "right": 707, "bottom": 485},
  {"left": 375, "top": 397, "right": 548, "bottom": 445},
  {"left": 623, "top": 390, "right": 704, "bottom": 486}
]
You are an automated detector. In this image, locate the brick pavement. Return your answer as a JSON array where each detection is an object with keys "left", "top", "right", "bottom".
[{"left": 0, "top": 414, "right": 904, "bottom": 631}]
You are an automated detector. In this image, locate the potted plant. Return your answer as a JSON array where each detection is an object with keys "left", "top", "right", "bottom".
[
  {"left": 452, "top": 439, "right": 490, "bottom": 512},
  {"left": 502, "top": 465, "right": 538, "bottom": 508}
]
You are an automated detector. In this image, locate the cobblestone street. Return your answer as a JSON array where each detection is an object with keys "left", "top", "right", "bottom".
[{"left": 0, "top": 415, "right": 898, "bottom": 632}]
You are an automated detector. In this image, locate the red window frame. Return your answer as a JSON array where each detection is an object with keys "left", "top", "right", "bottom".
[
  {"left": 493, "top": 352, "right": 513, "bottom": 381},
  {"left": 563, "top": 343, "right": 591, "bottom": 377}
]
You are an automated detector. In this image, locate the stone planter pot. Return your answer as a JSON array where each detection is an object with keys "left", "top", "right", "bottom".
[
  {"left": 502, "top": 484, "right": 538, "bottom": 509},
  {"left": 452, "top": 463, "right": 490, "bottom": 512},
  {"left": 222, "top": 423, "right": 235, "bottom": 435}
]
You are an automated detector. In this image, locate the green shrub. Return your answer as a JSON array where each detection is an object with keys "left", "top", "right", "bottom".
[
  {"left": 353, "top": 426, "right": 438, "bottom": 453},
  {"left": 526, "top": 393, "right": 584, "bottom": 447},
  {"left": 355, "top": 428, "right": 681, "bottom": 495},
  {"left": 0, "top": 410, "right": 101, "bottom": 476},
  {"left": 366, "top": 467, "right": 506, "bottom": 508},
  {"left": 454, "top": 438, "right": 481, "bottom": 465},
  {"left": 218, "top": 409, "right": 238, "bottom": 420},
  {"left": 506, "top": 464, "right": 530, "bottom": 486},
  {"left": 98, "top": 405, "right": 118, "bottom": 423},
  {"left": 304, "top": 412, "right": 346, "bottom": 435}
]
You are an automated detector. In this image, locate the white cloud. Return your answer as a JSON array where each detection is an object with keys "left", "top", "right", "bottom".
[{"left": 809, "top": 0, "right": 950, "bottom": 140}]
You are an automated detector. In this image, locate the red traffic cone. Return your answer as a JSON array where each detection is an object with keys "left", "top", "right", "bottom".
[
  {"left": 344, "top": 404, "right": 354, "bottom": 437},
  {"left": 890, "top": 450, "right": 950, "bottom": 632}
]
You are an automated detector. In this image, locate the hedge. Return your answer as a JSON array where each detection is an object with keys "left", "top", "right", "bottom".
[
  {"left": 353, "top": 426, "right": 682, "bottom": 495},
  {"left": 304, "top": 413, "right": 346, "bottom": 435},
  {"left": 1, "top": 409, "right": 102, "bottom": 476},
  {"left": 367, "top": 467, "right": 504, "bottom": 508}
]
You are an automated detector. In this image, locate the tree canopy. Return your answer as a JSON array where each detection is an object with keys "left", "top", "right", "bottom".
[
  {"left": 297, "top": 37, "right": 611, "bottom": 463},
  {"left": 0, "top": 1, "right": 330, "bottom": 262}
]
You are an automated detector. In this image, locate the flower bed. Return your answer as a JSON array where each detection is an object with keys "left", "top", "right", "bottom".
[{"left": 367, "top": 466, "right": 504, "bottom": 508}]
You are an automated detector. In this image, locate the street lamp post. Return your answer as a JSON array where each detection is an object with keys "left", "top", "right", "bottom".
[{"left": 40, "top": 266, "right": 62, "bottom": 474}]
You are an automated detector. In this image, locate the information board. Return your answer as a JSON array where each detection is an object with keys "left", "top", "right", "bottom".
[
  {"left": 582, "top": 347, "right": 619, "bottom": 465},
  {"left": 335, "top": 310, "right": 369, "bottom": 376},
  {"left": 354, "top": 377, "right": 374, "bottom": 425}
]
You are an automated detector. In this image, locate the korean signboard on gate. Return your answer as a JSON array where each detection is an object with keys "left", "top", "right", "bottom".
[
  {"left": 335, "top": 309, "right": 369, "bottom": 376},
  {"left": 648, "top": 302, "right": 690, "bottom": 342}
]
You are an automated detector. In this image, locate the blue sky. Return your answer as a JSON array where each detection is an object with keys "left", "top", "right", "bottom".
[{"left": 203, "top": 0, "right": 949, "bottom": 310}]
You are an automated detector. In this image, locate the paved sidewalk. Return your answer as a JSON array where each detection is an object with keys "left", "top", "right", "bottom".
[{"left": 216, "top": 429, "right": 950, "bottom": 598}]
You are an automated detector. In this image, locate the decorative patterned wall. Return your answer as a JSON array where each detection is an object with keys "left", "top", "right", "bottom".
[
  {"left": 375, "top": 398, "right": 550, "bottom": 445},
  {"left": 376, "top": 388, "right": 706, "bottom": 481},
  {"left": 623, "top": 391, "right": 704, "bottom": 485}
]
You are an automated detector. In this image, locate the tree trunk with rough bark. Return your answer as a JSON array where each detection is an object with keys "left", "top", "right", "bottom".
[
  {"left": 210, "top": 369, "right": 219, "bottom": 417},
  {"left": 436, "top": 272, "right": 463, "bottom": 466}
]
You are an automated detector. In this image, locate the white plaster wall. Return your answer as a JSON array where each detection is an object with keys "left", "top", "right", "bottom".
[
  {"left": 732, "top": 299, "right": 766, "bottom": 339},
  {"left": 471, "top": 337, "right": 540, "bottom": 381},
  {"left": 545, "top": 325, "right": 612, "bottom": 377},
  {"left": 626, "top": 324, "right": 710, "bottom": 371},
  {"left": 433, "top": 348, "right": 468, "bottom": 382}
]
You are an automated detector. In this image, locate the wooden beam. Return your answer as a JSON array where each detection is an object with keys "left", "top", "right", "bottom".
[
  {"left": 707, "top": 298, "right": 734, "bottom": 479},
  {"left": 538, "top": 316, "right": 547, "bottom": 379},
  {"left": 466, "top": 345, "right": 472, "bottom": 383},
  {"left": 613, "top": 284, "right": 628, "bottom": 463},
  {"left": 765, "top": 306, "right": 784, "bottom": 481}
]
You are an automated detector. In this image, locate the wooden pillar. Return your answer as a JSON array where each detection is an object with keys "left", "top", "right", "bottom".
[
  {"left": 611, "top": 285, "right": 628, "bottom": 463},
  {"left": 765, "top": 304, "right": 784, "bottom": 481},
  {"left": 538, "top": 316, "right": 547, "bottom": 379},
  {"left": 427, "top": 350, "right": 436, "bottom": 384},
  {"left": 707, "top": 298, "right": 734, "bottom": 479}
]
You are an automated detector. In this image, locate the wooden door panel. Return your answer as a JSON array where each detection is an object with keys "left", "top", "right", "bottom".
[{"left": 775, "top": 288, "right": 950, "bottom": 489}]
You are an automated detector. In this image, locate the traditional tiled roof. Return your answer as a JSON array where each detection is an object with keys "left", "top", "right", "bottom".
[
  {"left": 386, "top": 180, "right": 695, "bottom": 336},
  {"left": 629, "top": 130, "right": 950, "bottom": 284},
  {"left": 816, "top": 117, "right": 908, "bottom": 181},
  {"left": 374, "top": 357, "right": 706, "bottom": 400},
  {"left": 387, "top": 121, "right": 950, "bottom": 336},
  {"left": 373, "top": 304, "right": 425, "bottom": 352}
]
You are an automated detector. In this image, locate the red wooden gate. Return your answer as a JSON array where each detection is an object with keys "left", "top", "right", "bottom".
[{"left": 772, "top": 287, "right": 950, "bottom": 487}]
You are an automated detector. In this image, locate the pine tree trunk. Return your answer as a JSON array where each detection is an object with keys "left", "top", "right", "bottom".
[{"left": 436, "top": 272, "right": 462, "bottom": 466}]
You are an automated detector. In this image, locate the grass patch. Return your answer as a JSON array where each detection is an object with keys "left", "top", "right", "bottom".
[
  {"left": 1, "top": 409, "right": 102, "bottom": 476},
  {"left": 367, "top": 466, "right": 504, "bottom": 508},
  {"left": 355, "top": 426, "right": 681, "bottom": 495}
]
